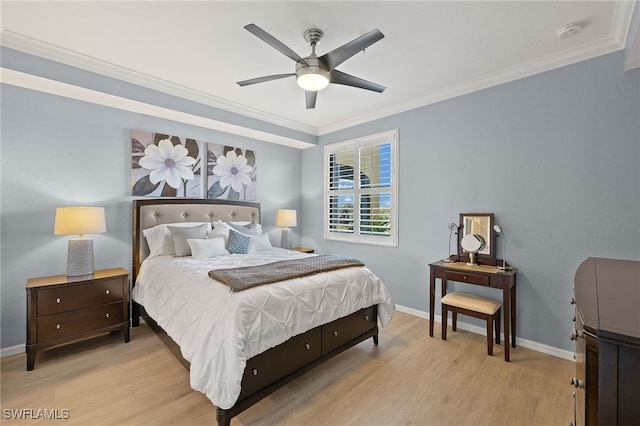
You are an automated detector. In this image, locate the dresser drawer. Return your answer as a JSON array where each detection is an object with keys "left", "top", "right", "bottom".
[
  {"left": 322, "top": 306, "right": 376, "bottom": 355},
  {"left": 239, "top": 327, "right": 321, "bottom": 400},
  {"left": 38, "top": 278, "right": 124, "bottom": 315},
  {"left": 445, "top": 271, "right": 489, "bottom": 286},
  {"left": 37, "top": 301, "right": 124, "bottom": 341}
]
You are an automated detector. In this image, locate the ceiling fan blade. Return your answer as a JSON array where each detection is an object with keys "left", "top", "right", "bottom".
[
  {"left": 237, "top": 73, "right": 294, "bottom": 86},
  {"left": 330, "top": 70, "right": 386, "bottom": 93},
  {"left": 244, "top": 24, "right": 307, "bottom": 65},
  {"left": 305, "top": 90, "right": 317, "bottom": 109},
  {"left": 319, "top": 29, "right": 384, "bottom": 71}
]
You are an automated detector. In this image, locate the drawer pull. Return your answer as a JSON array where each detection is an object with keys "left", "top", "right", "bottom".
[
  {"left": 252, "top": 368, "right": 258, "bottom": 376},
  {"left": 463, "top": 275, "right": 468, "bottom": 280},
  {"left": 333, "top": 330, "right": 338, "bottom": 337},
  {"left": 364, "top": 315, "right": 369, "bottom": 321},
  {"left": 56, "top": 323, "right": 61, "bottom": 330},
  {"left": 105, "top": 313, "right": 110, "bottom": 318},
  {"left": 56, "top": 297, "right": 61, "bottom": 304},
  {"left": 569, "top": 377, "right": 584, "bottom": 388},
  {"left": 305, "top": 343, "right": 311, "bottom": 350},
  {"left": 570, "top": 329, "right": 583, "bottom": 341},
  {"left": 105, "top": 289, "right": 110, "bottom": 295}
]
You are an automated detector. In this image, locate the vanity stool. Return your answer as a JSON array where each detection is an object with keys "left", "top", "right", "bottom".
[{"left": 441, "top": 292, "right": 502, "bottom": 356}]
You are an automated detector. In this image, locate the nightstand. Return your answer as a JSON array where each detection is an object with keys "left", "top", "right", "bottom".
[
  {"left": 25, "top": 267, "right": 130, "bottom": 370},
  {"left": 292, "top": 247, "right": 314, "bottom": 253}
]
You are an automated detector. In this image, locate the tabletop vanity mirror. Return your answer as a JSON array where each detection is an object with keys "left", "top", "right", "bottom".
[{"left": 457, "top": 213, "right": 497, "bottom": 266}]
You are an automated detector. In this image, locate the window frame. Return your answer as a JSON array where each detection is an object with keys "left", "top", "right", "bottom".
[{"left": 323, "top": 129, "right": 398, "bottom": 247}]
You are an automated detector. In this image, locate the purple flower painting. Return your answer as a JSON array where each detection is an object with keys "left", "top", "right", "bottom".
[
  {"left": 207, "top": 143, "right": 257, "bottom": 200},
  {"left": 131, "top": 130, "right": 201, "bottom": 197}
]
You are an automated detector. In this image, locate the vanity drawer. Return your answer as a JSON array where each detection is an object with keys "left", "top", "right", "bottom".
[
  {"left": 37, "top": 301, "right": 124, "bottom": 341},
  {"left": 445, "top": 271, "right": 489, "bottom": 286},
  {"left": 322, "top": 306, "right": 376, "bottom": 354},
  {"left": 239, "top": 327, "right": 321, "bottom": 400},
  {"left": 38, "top": 278, "right": 124, "bottom": 315}
]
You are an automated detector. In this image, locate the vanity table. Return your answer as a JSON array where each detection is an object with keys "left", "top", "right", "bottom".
[{"left": 429, "top": 260, "right": 517, "bottom": 361}]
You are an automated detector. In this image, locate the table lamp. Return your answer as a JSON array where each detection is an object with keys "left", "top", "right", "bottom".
[
  {"left": 276, "top": 209, "right": 297, "bottom": 250},
  {"left": 493, "top": 224, "right": 512, "bottom": 271},
  {"left": 54, "top": 206, "right": 106, "bottom": 276}
]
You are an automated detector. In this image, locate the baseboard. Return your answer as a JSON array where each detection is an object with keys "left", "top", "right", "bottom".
[
  {"left": 395, "top": 304, "right": 575, "bottom": 362},
  {"left": 1, "top": 344, "right": 25, "bottom": 358}
]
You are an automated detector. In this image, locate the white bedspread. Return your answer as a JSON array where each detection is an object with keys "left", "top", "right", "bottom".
[{"left": 131, "top": 248, "right": 395, "bottom": 409}]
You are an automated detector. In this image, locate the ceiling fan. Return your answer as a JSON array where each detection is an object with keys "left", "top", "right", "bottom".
[{"left": 237, "top": 24, "right": 386, "bottom": 109}]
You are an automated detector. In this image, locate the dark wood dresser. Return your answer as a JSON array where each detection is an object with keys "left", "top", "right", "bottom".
[
  {"left": 572, "top": 257, "right": 640, "bottom": 426},
  {"left": 26, "top": 267, "right": 130, "bottom": 370}
]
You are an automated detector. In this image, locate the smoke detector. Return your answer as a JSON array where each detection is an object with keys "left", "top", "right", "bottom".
[{"left": 557, "top": 22, "right": 583, "bottom": 39}]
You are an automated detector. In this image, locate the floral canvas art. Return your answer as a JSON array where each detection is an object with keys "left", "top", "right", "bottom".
[
  {"left": 131, "top": 130, "right": 201, "bottom": 197},
  {"left": 207, "top": 143, "right": 257, "bottom": 200}
]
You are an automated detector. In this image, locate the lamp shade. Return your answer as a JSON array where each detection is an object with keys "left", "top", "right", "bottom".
[
  {"left": 276, "top": 209, "right": 297, "bottom": 228},
  {"left": 54, "top": 207, "right": 106, "bottom": 236}
]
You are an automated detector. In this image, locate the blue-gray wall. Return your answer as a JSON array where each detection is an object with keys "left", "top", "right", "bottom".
[
  {"left": 2, "top": 48, "right": 639, "bottom": 355},
  {"left": 302, "top": 50, "right": 640, "bottom": 352}
]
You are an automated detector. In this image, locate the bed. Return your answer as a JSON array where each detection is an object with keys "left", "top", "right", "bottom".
[{"left": 131, "top": 199, "right": 394, "bottom": 425}]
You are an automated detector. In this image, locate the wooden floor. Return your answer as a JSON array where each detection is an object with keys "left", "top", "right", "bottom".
[{"left": 1, "top": 312, "right": 574, "bottom": 425}]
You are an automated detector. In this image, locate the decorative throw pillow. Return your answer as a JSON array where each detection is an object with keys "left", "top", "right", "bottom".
[
  {"left": 229, "top": 221, "right": 262, "bottom": 235},
  {"left": 187, "top": 237, "right": 229, "bottom": 259},
  {"left": 226, "top": 228, "right": 250, "bottom": 254},
  {"left": 168, "top": 224, "right": 208, "bottom": 256},
  {"left": 248, "top": 233, "right": 273, "bottom": 252}
]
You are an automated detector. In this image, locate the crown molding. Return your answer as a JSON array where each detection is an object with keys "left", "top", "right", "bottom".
[{"left": 0, "top": 30, "right": 319, "bottom": 137}]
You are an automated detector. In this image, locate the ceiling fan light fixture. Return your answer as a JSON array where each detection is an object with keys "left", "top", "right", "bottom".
[{"left": 296, "top": 66, "right": 330, "bottom": 91}]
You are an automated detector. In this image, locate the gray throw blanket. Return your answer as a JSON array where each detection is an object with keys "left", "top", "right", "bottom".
[{"left": 208, "top": 254, "right": 365, "bottom": 292}]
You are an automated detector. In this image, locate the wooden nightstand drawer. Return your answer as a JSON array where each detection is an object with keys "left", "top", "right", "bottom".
[
  {"left": 445, "top": 271, "right": 489, "bottom": 286},
  {"left": 38, "top": 278, "right": 124, "bottom": 315},
  {"left": 37, "top": 301, "right": 124, "bottom": 341}
]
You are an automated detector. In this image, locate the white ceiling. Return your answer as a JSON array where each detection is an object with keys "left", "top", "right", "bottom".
[{"left": 1, "top": 1, "right": 637, "bottom": 136}]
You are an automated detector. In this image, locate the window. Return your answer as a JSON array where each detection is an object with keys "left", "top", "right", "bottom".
[{"left": 324, "top": 129, "right": 398, "bottom": 247}]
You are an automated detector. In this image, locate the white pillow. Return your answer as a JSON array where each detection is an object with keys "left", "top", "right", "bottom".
[
  {"left": 208, "top": 221, "right": 231, "bottom": 242},
  {"left": 248, "top": 233, "right": 273, "bottom": 252},
  {"left": 187, "top": 237, "right": 230, "bottom": 259},
  {"left": 143, "top": 222, "right": 212, "bottom": 258}
]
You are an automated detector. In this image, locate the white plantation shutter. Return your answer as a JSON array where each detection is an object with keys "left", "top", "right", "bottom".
[{"left": 324, "top": 130, "right": 398, "bottom": 247}]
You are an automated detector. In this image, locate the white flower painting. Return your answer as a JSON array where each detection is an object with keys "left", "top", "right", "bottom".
[
  {"left": 207, "top": 143, "right": 257, "bottom": 200},
  {"left": 131, "top": 130, "right": 201, "bottom": 197}
]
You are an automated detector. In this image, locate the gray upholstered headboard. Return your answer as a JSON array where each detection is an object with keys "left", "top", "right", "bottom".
[{"left": 132, "top": 199, "right": 260, "bottom": 279}]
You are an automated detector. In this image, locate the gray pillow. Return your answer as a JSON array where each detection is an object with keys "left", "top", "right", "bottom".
[
  {"left": 168, "top": 224, "right": 208, "bottom": 256},
  {"left": 228, "top": 221, "right": 262, "bottom": 235}
]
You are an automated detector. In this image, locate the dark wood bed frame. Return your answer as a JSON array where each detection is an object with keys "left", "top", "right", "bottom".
[{"left": 131, "top": 199, "right": 379, "bottom": 425}]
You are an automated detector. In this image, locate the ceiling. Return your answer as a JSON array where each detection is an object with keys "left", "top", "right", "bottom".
[{"left": 1, "top": 1, "right": 637, "bottom": 136}]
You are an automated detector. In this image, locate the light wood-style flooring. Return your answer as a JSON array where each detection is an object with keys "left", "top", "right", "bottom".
[{"left": 1, "top": 312, "right": 574, "bottom": 425}]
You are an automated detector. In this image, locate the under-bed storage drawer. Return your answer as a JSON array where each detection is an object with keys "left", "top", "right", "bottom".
[
  {"left": 322, "top": 306, "right": 376, "bottom": 354},
  {"left": 239, "top": 327, "right": 321, "bottom": 400}
]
